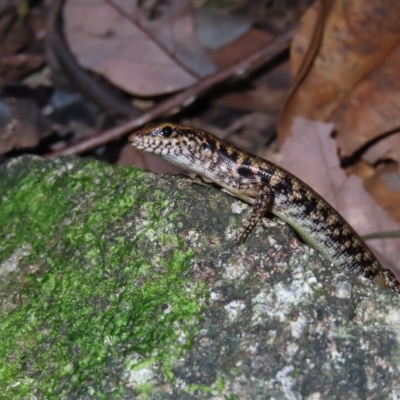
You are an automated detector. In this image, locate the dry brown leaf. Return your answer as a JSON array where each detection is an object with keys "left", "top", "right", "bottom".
[
  {"left": 213, "top": 28, "right": 274, "bottom": 70},
  {"left": 278, "top": 117, "right": 400, "bottom": 278},
  {"left": 117, "top": 143, "right": 182, "bottom": 174},
  {"left": 194, "top": 7, "right": 251, "bottom": 51},
  {"left": 0, "top": 2, "right": 32, "bottom": 58},
  {"left": 278, "top": 0, "right": 400, "bottom": 158},
  {"left": 221, "top": 112, "right": 276, "bottom": 154},
  {"left": 214, "top": 34, "right": 292, "bottom": 113},
  {"left": 138, "top": 1, "right": 216, "bottom": 77},
  {"left": 363, "top": 162, "right": 400, "bottom": 223},
  {"left": 0, "top": 97, "right": 53, "bottom": 154},
  {"left": 214, "top": 81, "right": 288, "bottom": 114},
  {"left": 0, "top": 53, "right": 44, "bottom": 84},
  {"left": 63, "top": 0, "right": 215, "bottom": 97},
  {"left": 363, "top": 132, "right": 400, "bottom": 172}
]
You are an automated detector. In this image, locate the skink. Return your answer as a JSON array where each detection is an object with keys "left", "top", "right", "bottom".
[{"left": 129, "top": 123, "right": 400, "bottom": 293}]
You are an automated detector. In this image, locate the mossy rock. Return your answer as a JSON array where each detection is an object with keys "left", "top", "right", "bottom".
[{"left": 0, "top": 156, "right": 399, "bottom": 399}]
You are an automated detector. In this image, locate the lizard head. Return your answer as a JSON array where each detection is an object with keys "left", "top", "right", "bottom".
[{"left": 128, "top": 123, "right": 220, "bottom": 172}]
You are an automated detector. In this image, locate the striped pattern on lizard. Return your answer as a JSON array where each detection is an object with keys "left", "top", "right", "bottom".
[{"left": 129, "top": 123, "right": 400, "bottom": 294}]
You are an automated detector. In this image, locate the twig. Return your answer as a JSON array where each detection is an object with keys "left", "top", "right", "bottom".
[
  {"left": 47, "top": 27, "right": 295, "bottom": 157},
  {"left": 363, "top": 230, "right": 400, "bottom": 240}
]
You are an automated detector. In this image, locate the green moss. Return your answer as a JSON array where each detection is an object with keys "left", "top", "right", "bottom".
[
  {"left": 136, "top": 382, "right": 154, "bottom": 399},
  {"left": 0, "top": 157, "right": 206, "bottom": 398},
  {"left": 186, "top": 383, "right": 215, "bottom": 395},
  {"left": 186, "top": 376, "right": 226, "bottom": 396}
]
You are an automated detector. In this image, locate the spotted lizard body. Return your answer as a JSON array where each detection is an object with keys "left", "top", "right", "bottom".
[{"left": 129, "top": 123, "right": 400, "bottom": 293}]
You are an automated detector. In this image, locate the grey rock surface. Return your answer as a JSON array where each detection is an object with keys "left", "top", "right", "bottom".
[{"left": 0, "top": 155, "right": 399, "bottom": 399}]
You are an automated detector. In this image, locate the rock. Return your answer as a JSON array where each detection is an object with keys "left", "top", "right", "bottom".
[{"left": 0, "top": 155, "right": 399, "bottom": 399}]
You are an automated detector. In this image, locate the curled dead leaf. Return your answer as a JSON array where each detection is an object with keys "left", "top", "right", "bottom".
[{"left": 278, "top": 0, "right": 400, "bottom": 158}]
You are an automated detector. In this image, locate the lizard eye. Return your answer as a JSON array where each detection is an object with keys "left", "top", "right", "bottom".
[{"left": 159, "top": 126, "right": 174, "bottom": 138}]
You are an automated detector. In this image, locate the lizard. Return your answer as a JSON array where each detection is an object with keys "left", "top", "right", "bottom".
[{"left": 129, "top": 123, "right": 400, "bottom": 293}]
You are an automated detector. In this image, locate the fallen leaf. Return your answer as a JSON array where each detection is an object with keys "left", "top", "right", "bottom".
[
  {"left": 211, "top": 28, "right": 291, "bottom": 113},
  {"left": 220, "top": 112, "right": 276, "bottom": 154},
  {"left": 117, "top": 143, "right": 182, "bottom": 175},
  {"left": 63, "top": 0, "right": 215, "bottom": 97},
  {"left": 213, "top": 28, "right": 274, "bottom": 70},
  {"left": 278, "top": 0, "right": 400, "bottom": 158},
  {"left": 0, "top": 2, "right": 32, "bottom": 58},
  {"left": 363, "top": 162, "right": 400, "bottom": 223},
  {"left": 0, "top": 53, "right": 44, "bottom": 85},
  {"left": 0, "top": 97, "right": 53, "bottom": 154},
  {"left": 139, "top": 0, "right": 216, "bottom": 77},
  {"left": 278, "top": 117, "right": 400, "bottom": 278},
  {"left": 194, "top": 7, "right": 251, "bottom": 51},
  {"left": 214, "top": 58, "right": 292, "bottom": 114},
  {"left": 363, "top": 132, "right": 400, "bottom": 173}
]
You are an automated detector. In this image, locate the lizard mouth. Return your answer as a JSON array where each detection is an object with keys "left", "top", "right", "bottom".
[
  {"left": 130, "top": 139, "right": 160, "bottom": 154},
  {"left": 129, "top": 134, "right": 144, "bottom": 150}
]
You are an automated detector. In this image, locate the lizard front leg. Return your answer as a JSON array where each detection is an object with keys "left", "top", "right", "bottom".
[{"left": 236, "top": 185, "right": 272, "bottom": 244}]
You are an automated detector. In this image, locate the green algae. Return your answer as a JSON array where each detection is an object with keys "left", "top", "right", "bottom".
[{"left": 0, "top": 157, "right": 206, "bottom": 398}]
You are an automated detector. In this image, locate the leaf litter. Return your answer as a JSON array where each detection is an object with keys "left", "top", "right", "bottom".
[{"left": 63, "top": 0, "right": 215, "bottom": 96}]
